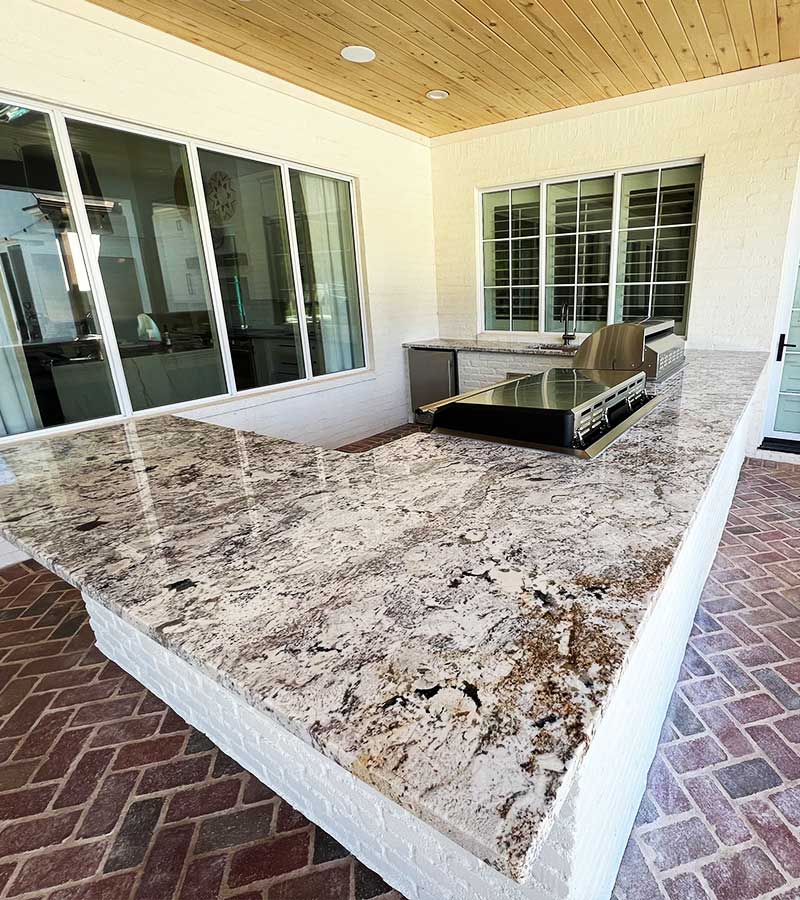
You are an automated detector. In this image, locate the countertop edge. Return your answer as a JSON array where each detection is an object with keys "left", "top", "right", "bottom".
[{"left": 404, "top": 338, "right": 578, "bottom": 356}]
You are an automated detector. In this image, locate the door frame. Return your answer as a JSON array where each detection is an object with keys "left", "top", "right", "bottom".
[{"left": 763, "top": 152, "right": 800, "bottom": 442}]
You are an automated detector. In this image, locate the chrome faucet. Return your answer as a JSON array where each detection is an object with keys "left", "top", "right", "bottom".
[{"left": 560, "top": 303, "right": 576, "bottom": 347}]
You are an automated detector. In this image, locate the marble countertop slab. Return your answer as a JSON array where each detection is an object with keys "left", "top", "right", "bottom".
[
  {"left": 403, "top": 337, "right": 578, "bottom": 356},
  {"left": 0, "top": 350, "right": 765, "bottom": 884}
]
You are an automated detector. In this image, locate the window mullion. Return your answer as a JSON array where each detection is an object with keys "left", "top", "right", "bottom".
[
  {"left": 608, "top": 171, "right": 622, "bottom": 324},
  {"left": 507, "top": 190, "right": 513, "bottom": 332},
  {"left": 539, "top": 184, "right": 547, "bottom": 333},
  {"left": 649, "top": 168, "right": 663, "bottom": 319},
  {"left": 573, "top": 180, "right": 581, "bottom": 334},
  {"left": 185, "top": 143, "right": 237, "bottom": 397},
  {"left": 282, "top": 164, "right": 314, "bottom": 381},
  {"left": 49, "top": 111, "right": 133, "bottom": 417},
  {"left": 348, "top": 178, "right": 370, "bottom": 369}
]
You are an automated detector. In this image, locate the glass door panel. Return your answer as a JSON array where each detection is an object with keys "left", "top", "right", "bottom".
[
  {"left": 779, "top": 352, "right": 800, "bottom": 393},
  {"left": 771, "top": 258, "right": 800, "bottom": 437},
  {"left": 65, "top": 120, "right": 227, "bottom": 411},
  {"left": 197, "top": 149, "right": 304, "bottom": 390},
  {"left": 289, "top": 171, "right": 364, "bottom": 376},
  {"left": 788, "top": 307, "right": 800, "bottom": 345},
  {"left": 775, "top": 393, "right": 800, "bottom": 433},
  {"left": 0, "top": 105, "right": 118, "bottom": 436}
]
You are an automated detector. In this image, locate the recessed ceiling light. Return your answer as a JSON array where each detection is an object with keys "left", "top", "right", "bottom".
[
  {"left": 425, "top": 89, "right": 450, "bottom": 101},
  {"left": 340, "top": 45, "right": 376, "bottom": 63}
]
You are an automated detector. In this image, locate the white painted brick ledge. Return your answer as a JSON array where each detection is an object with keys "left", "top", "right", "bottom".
[{"left": 85, "top": 597, "right": 548, "bottom": 900}]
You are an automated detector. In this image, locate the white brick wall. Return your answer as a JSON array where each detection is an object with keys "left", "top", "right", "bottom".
[
  {"left": 457, "top": 351, "right": 566, "bottom": 392},
  {"left": 431, "top": 69, "right": 800, "bottom": 355},
  {"left": 181, "top": 371, "right": 411, "bottom": 450}
]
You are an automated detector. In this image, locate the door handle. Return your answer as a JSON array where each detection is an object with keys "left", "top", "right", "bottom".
[{"left": 777, "top": 333, "right": 797, "bottom": 362}]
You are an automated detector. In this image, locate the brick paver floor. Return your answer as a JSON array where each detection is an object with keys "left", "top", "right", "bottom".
[
  {"left": 0, "top": 456, "right": 798, "bottom": 900},
  {"left": 0, "top": 561, "right": 401, "bottom": 900},
  {"left": 612, "top": 458, "right": 800, "bottom": 900},
  {"left": 336, "top": 425, "right": 421, "bottom": 453}
]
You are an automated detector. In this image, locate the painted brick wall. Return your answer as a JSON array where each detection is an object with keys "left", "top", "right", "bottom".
[
  {"left": 457, "top": 351, "right": 565, "bottom": 392},
  {"left": 1, "top": 0, "right": 438, "bottom": 450},
  {"left": 430, "top": 70, "right": 800, "bottom": 354}
]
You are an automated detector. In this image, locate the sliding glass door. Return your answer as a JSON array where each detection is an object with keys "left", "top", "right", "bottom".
[
  {"left": 290, "top": 170, "right": 365, "bottom": 376},
  {"left": 65, "top": 120, "right": 228, "bottom": 411},
  {"left": 0, "top": 105, "right": 118, "bottom": 436},
  {"left": 197, "top": 149, "right": 305, "bottom": 390}
]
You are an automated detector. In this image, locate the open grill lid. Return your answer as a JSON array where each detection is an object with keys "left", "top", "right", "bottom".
[{"left": 573, "top": 319, "right": 686, "bottom": 382}]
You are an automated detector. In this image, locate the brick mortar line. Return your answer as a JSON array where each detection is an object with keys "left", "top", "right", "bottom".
[
  {"left": 240, "top": 852, "right": 353, "bottom": 899},
  {"left": 0, "top": 630, "right": 200, "bottom": 898},
  {"left": 634, "top": 740, "right": 800, "bottom": 892},
  {"left": 627, "top": 509, "right": 800, "bottom": 897},
  {"left": 635, "top": 813, "right": 800, "bottom": 899}
]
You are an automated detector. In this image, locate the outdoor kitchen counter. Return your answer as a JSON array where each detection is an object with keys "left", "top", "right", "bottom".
[
  {"left": 0, "top": 349, "right": 767, "bottom": 891},
  {"left": 404, "top": 336, "right": 577, "bottom": 356}
]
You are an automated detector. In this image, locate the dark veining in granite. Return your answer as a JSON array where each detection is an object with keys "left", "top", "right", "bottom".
[{"left": 0, "top": 350, "right": 765, "bottom": 883}]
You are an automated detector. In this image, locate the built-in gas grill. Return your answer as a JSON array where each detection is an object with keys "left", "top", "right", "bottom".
[
  {"left": 416, "top": 368, "right": 663, "bottom": 458},
  {"left": 414, "top": 320, "right": 685, "bottom": 458}
]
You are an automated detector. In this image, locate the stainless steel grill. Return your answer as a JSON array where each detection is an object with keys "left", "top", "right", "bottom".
[
  {"left": 573, "top": 318, "right": 685, "bottom": 382},
  {"left": 416, "top": 367, "right": 662, "bottom": 459}
]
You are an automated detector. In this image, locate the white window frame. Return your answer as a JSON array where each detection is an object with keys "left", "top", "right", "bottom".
[
  {"left": 0, "top": 89, "right": 371, "bottom": 447},
  {"left": 476, "top": 157, "right": 704, "bottom": 340}
]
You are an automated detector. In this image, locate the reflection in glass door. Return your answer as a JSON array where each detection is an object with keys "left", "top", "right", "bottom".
[
  {"left": 197, "top": 149, "right": 305, "bottom": 390},
  {"left": 64, "top": 120, "right": 227, "bottom": 411},
  {"left": 0, "top": 105, "right": 119, "bottom": 436}
]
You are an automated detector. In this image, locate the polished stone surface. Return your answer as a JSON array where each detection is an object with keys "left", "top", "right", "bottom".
[
  {"left": 403, "top": 337, "right": 577, "bottom": 356},
  {"left": 0, "top": 350, "right": 765, "bottom": 884}
]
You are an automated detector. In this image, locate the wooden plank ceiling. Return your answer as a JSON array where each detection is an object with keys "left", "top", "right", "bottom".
[{"left": 89, "top": 0, "right": 800, "bottom": 136}]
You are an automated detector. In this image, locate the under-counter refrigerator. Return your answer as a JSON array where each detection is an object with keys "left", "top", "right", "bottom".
[{"left": 408, "top": 347, "right": 458, "bottom": 411}]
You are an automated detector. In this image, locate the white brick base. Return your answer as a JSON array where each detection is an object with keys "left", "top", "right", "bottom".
[
  {"left": 86, "top": 597, "right": 555, "bottom": 900},
  {"left": 82, "top": 381, "right": 758, "bottom": 900},
  {"left": 558, "top": 370, "right": 759, "bottom": 900}
]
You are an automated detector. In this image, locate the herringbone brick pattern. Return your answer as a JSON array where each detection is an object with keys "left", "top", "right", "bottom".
[
  {"left": 613, "top": 458, "right": 800, "bottom": 900},
  {"left": 0, "top": 561, "right": 401, "bottom": 900}
]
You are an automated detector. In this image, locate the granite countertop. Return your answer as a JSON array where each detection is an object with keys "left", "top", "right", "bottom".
[
  {"left": 0, "top": 350, "right": 765, "bottom": 884},
  {"left": 404, "top": 337, "right": 578, "bottom": 356}
]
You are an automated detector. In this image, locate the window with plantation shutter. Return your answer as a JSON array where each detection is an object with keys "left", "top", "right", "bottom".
[
  {"left": 479, "top": 160, "right": 701, "bottom": 338},
  {"left": 615, "top": 165, "right": 700, "bottom": 335},
  {"left": 544, "top": 176, "right": 613, "bottom": 334},
  {"left": 481, "top": 186, "right": 540, "bottom": 331}
]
